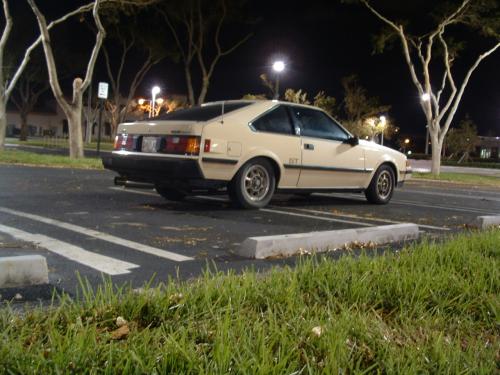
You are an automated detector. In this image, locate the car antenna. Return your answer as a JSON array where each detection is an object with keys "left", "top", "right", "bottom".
[{"left": 220, "top": 101, "right": 225, "bottom": 124}]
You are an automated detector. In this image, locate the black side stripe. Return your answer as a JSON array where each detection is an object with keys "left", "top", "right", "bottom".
[
  {"left": 284, "top": 164, "right": 371, "bottom": 173},
  {"left": 202, "top": 157, "right": 238, "bottom": 165}
]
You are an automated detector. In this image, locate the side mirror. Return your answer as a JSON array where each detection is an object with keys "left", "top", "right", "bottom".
[{"left": 344, "top": 136, "right": 359, "bottom": 146}]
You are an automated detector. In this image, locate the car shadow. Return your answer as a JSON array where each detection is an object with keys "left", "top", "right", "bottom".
[{"left": 141, "top": 193, "right": 367, "bottom": 213}]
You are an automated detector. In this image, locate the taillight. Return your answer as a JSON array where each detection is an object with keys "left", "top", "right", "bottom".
[
  {"left": 113, "top": 135, "right": 122, "bottom": 150},
  {"left": 161, "top": 136, "right": 200, "bottom": 155},
  {"left": 185, "top": 137, "right": 200, "bottom": 154},
  {"left": 113, "top": 134, "right": 136, "bottom": 151}
]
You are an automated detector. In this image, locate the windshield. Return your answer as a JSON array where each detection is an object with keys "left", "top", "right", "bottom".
[{"left": 153, "top": 102, "right": 252, "bottom": 122}]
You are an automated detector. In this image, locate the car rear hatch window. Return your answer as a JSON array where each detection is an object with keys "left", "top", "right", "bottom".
[{"left": 153, "top": 102, "right": 252, "bottom": 122}]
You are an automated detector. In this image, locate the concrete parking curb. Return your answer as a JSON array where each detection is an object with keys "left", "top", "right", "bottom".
[
  {"left": 238, "top": 223, "right": 420, "bottom": 259},
  {"left": 0, "top": 255, "right": 49, "bottom": 288},
  {"left": 475, "top": 216, "right": 500, "bottom": 229}
]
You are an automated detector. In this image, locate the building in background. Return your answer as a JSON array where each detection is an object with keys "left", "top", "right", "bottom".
[
  {"left": 476, "top": 136, "right": 500, "bottom": 160},
  {"left": 6, "top": 100, "right": 112, "bottom": 140}
]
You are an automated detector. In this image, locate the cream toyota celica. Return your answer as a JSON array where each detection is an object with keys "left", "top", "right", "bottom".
[{"left": 103, "top": 100, "right": 411, "bottom": 208}]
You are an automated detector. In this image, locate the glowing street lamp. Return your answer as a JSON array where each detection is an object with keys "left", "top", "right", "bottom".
[
  {"left": 421, "top": 93, "right": 431, "bottom": 102},
  {"left": 150, "top": 86, "right": 161, "bottom": 118},
  {"left": 138, "top": 98, "right": 146, "bottom": 106},
  {"left": 272, "top": 60, "right": 285, "bottom": 100}
]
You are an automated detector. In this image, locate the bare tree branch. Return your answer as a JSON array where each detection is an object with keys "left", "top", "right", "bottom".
[
  {"left": 0, "top": 0, "right": 13, "bottom": 88},
  {"left": 436, "top": 30, "right": 457, "bottom": 125},
  {"left": 440, "top": 42, "right": 500, "bottom": 140},
  {"left": 359, "top": 0, "right": 499, "bottom": 174}
]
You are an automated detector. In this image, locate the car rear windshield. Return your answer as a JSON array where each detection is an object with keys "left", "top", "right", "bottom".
[{"left": 153, "top": 102, "right": 252, "bottom": 122}]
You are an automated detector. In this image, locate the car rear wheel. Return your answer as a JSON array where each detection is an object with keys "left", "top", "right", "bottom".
[
  {"left": 155, "top": 185, "right": 186, "bottom": 201},
  {"left": 365, "top": 165, "right": 395, "bottom": 204},
  {"left": 230, "top": 158, "right": 276, "bottom": 209}
]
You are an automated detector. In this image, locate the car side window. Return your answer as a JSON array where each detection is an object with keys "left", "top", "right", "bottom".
[
  {"left": 290, "top": 106, "right": 349, "bottom": 141},
  {"left": 250, "top": 106, "right": 295, "bottom": 135}
]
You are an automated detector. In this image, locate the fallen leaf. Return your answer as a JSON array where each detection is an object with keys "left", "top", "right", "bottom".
[{"left": 110, "top": 325, "right": 129, "bottom": 340}]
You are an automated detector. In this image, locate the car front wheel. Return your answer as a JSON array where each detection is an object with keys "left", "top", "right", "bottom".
[
  {"left": 365, "top": 165, "right": 395, "bottom": 204},
  {"left": 230, "top": 158, "right": 276, "bottom": 209}
]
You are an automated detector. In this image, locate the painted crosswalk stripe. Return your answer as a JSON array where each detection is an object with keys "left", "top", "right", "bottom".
[
  {"left": 0, "top": 224, "right": 139, "bottom": 275},
  {"left": 0, "top": 207, "right": 193, "bottom": 262}
]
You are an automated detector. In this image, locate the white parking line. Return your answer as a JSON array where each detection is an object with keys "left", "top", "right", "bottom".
[
  {"left": 315, "top": 192, "right": 498, "bottom": 215},
  {"left": 285, "top": 207, "right": 450, "bottom": 231},
  {"left": 392, "top": 199, "right": 497, "bottom": 215},
  {"left": 261, "top": 208, "right": 374, "bottom": 226},
  {"left": 109, "top": 186, "right": 158, "bottom": 197},
  {"left": 400, "top": 189, "right": 500, "bottom": 202},
  {"left": 0, "top": 224, "right": 139, "bottom": 275},
  {"left": 0, "top": 207, "right": 193, "bottom": 262}
]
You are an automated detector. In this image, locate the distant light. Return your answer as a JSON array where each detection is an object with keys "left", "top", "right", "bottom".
[
  {"left": 152, "top": 86, "right": 161, "bottom": 96},
  {"left": 407, "top": 151, "right": 412, "bottom": 155},
  {"left": 273, "top": 61, "right": 285, "bottom": 73},
  {"left": 379, "top": 115, "right": 387, "bottom": 125},
  {"left": 421, "top": 93, "right": 430, "bottom": 102},
  {"left": 138, "top": 98, "right": 145, "bottom": 105},
  {"left": 156, "top": 98, "right": 164, "bottom": 105},
  {"left": 404, "top": 138, "right": 410, "bottom": 144}
]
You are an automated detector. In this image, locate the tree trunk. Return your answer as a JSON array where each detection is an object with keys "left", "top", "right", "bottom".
[
  {"left": 65, "top": 96, "right": 84, "bottom": 159},
  {"left": 197, "top": 77, "right": 210, "bottom": 105},
  {"left": 430, "top": 132, "right": 442, "bottom": 176},
  {"left": 19, "top": 110, "right": 28, "bottom": 141},
  {"left": 184, "top": 66, "right": 195, "bottom": 106},
  {"left": 0, "top": 100, "right": 6, "bottom": 150}
]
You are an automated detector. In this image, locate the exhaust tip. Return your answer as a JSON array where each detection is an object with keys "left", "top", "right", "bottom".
[{"left": 114, "top": 176, "right": 127, "bottom": 186}]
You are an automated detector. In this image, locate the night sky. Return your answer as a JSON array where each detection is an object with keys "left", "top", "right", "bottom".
[{"left": 9, "top": 0, "right": 500, "bottom": 139}]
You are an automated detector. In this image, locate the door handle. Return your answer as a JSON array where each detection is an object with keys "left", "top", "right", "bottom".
[{"left": 304, "top": 143, "right": 315, "bottom": 150}]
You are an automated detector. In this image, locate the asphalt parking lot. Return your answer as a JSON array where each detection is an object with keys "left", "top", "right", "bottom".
[{"left": 1, "top": 164, "right": 499, "bottom": 297}]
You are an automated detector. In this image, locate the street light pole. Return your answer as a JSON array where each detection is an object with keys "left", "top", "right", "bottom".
[
  {"left": 379, "top": 115, "right": 386, "bottom": 146},
  {"left": 272, "top": 61, "right": 285, "bottom": 100}
]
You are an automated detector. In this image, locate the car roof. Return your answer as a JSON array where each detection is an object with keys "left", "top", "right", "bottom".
[{"left": 202, "top": 99, "right": 324, "bottom": 112}]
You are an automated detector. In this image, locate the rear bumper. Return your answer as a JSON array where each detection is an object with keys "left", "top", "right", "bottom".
[{"left": 102, "top": 152, "right": 203, "bottom": 183}]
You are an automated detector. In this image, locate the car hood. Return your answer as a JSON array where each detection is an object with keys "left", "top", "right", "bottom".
[{"left": 359, "top": 140, "right": 406, "bottom": 160}]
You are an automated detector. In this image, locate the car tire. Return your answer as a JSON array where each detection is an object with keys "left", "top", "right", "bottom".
[
  {"left": 230, "top": 158, "right": 276, "bottom": 209},
  {"left": 155, "top": 185, "right": 186, "bottom": 201},
  {"left": 365, "top": 165, "right": 395, "bottom": 204}
]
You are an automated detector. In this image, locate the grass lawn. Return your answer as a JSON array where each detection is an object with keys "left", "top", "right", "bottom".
[
  {"left": 0, "top": 149, "right": 104, "bottom": 169},
  {"left": 1, "top": 230, "right": 498, "bottom": 373},
  {"left": 413, "top": 172, "right": 500, "bottom": 187},
  {"left": 7, "top": 138, "right": 114, "bottom": 151}
]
